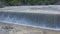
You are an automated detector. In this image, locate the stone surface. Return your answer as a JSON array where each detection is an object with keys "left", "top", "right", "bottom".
[{"left": 0, "top": 22, "right": 60, "bottom": 34}]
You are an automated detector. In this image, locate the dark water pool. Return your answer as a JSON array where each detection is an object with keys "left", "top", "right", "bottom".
[{"left": 0, "top": 12, "right": 60, "bottom": 29}]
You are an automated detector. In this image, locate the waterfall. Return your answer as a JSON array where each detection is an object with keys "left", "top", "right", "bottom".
[{"left": 0, "top": 12, "right": 60, "bottom": 29}]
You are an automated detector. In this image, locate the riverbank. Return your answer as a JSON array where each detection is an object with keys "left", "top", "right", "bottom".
[{"left": 0, "top": 22, "right": 60, "bottom": 34}]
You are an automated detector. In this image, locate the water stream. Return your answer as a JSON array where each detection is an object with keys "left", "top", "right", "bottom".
[{"left": 0, "top": 12, "right": 60, "bottom": 30}]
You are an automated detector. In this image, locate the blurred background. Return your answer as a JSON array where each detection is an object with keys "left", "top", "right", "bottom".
[{"left": 0, "top": 0, "right": 59, "bottom": 6}]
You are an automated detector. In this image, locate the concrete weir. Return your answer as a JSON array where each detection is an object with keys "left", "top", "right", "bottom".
[{"left": 0, "top": 5, "right": 60, "bottom": 34}]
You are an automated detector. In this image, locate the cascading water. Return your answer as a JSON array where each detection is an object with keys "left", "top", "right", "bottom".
[{"left": 0, "top": 12, "right": 60, "bottom": 30}]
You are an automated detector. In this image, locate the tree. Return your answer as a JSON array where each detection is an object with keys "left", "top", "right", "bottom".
[{"left": 0, "top": 0, "right": 57, "bottom": 6}]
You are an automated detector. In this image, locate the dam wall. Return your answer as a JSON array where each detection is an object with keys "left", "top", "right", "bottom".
[{"left": 0, "top": 5, "right": 60, "bottom": 31}]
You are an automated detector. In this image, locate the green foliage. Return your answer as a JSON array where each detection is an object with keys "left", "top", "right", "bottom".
[
  {"left": 0, "top": 0, "right": 56, "bottom": 6},
  {"left": 7, "top": 0, "right": 20, "bottom": 6}
]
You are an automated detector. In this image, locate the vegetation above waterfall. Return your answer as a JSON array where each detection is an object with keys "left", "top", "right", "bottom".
[{"left": 0, "top": 0, "right": 58, "bottom": 6}]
